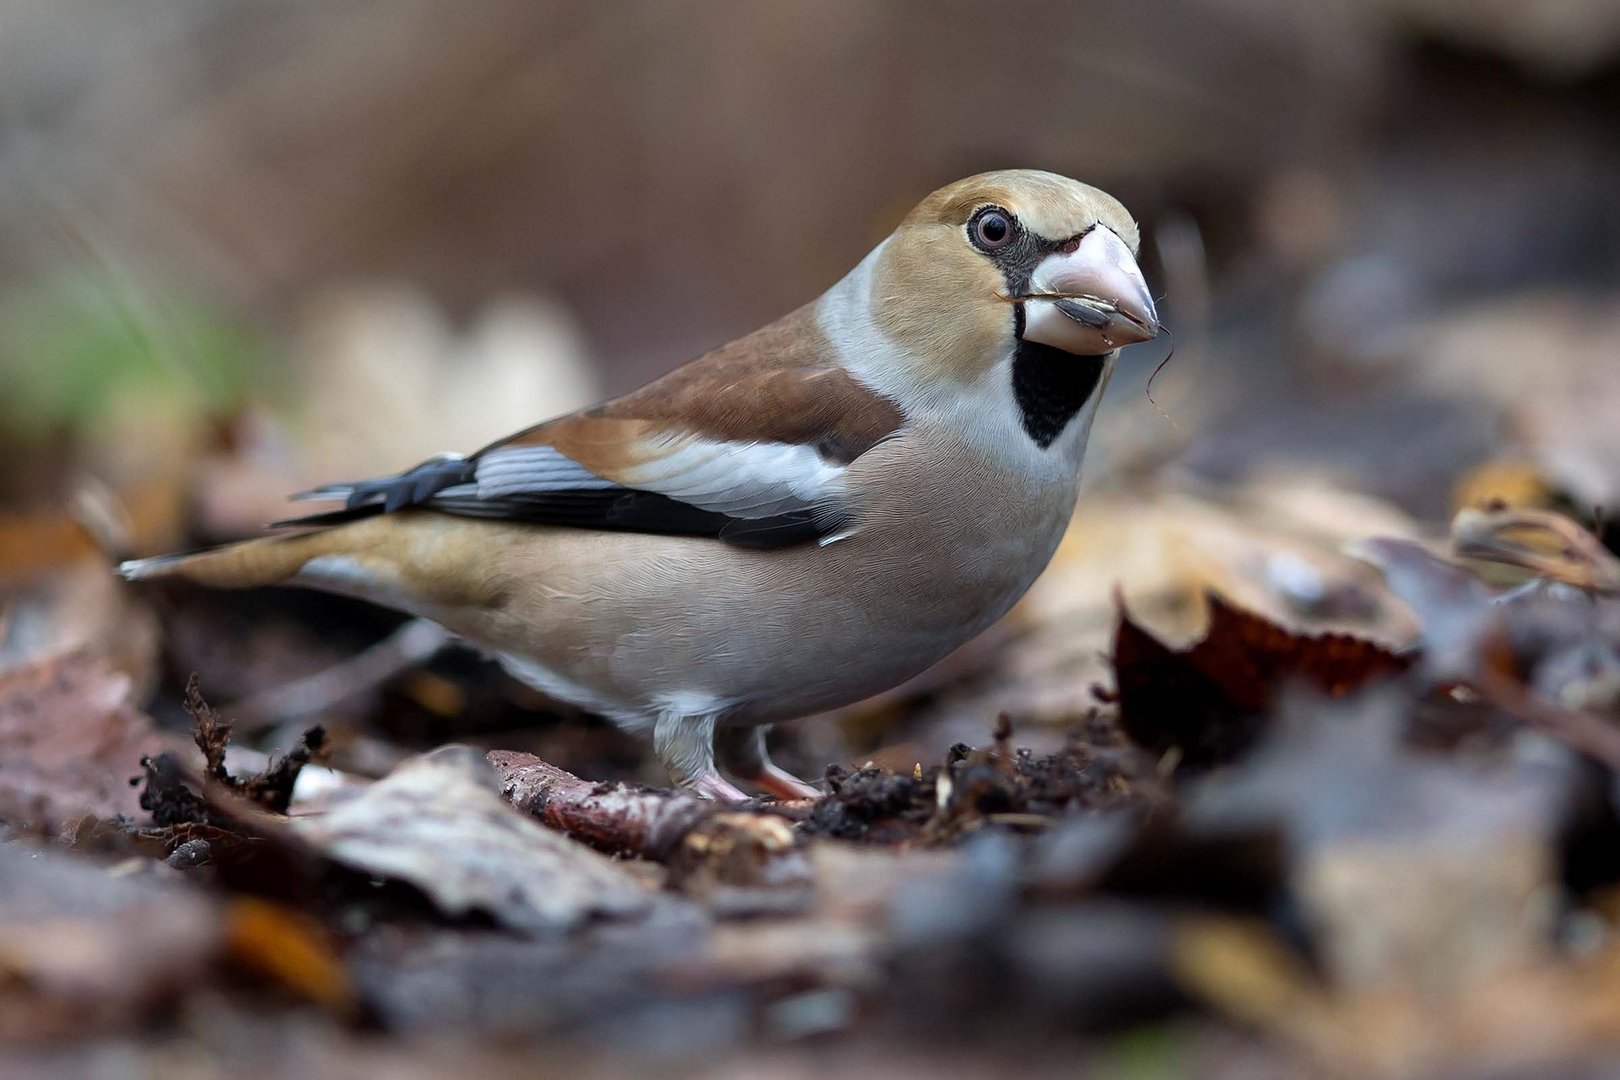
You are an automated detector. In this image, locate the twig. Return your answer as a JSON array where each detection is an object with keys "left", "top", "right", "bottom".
[
  {"left": 1477, "top": 667, "right": 1620, "bottom": 773},
  {"left": 489, "top": 750, "right": 716, "bottom": 859},
  {"left": 229, "top": 618, "right": 451, "bottom": 731},
  {"left": 487, "top": 751, "right": 807, "bottom": 893}
]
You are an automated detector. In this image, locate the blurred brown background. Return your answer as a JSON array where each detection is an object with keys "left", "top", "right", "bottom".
[
  {"left": 2, "top": 0, "right": 1620, "bottom": 760},
  {"left": 3, "top": 0, "right": 1619, "bottom": 516},
  {"left": 0, "top": 0, "right": 1373, "bottom": 366}
]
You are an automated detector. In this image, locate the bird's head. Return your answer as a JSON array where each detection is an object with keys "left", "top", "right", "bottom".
[{"left": 867, "top": 169, "right": 1158, "bottom": 387}]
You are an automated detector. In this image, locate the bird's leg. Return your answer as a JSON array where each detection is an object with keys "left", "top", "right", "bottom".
[
  {"left": 653, "top": 713, "right": 749, "bottom": 803},
  {"left": 718, "top": 725, "right": 822, "bottom": 801}
]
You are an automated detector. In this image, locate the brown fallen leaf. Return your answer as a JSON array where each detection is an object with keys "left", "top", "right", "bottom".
[
  {"left": 223, "top": 897, "right": 355, "bottom": 1014},
  {"left": 293, "top": 745, "right": 653, "bottom": 934},
  {"left": 0, "top": 650, "right": 171, "bottom": 834},
  {"left": 1451, "top": 458, "right": 1554, "bottom": 515},
  {"left": 1112, "top": 592, "right": 1410, "bottom": 767},
  {"left": 0, "top": 843, "right": 222, "bottom": 1038}
]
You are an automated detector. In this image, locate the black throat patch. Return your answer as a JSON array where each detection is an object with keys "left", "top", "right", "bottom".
[
  {"left": 987, "top": 224, "right": 1110, "bottom": 449},
  {"left": 1011, "top": 319, "right": 1107, "bottom": 449}
]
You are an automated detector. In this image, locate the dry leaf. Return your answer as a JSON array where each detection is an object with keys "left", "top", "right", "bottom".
[
  {"left": 1451, "top": 505, "right": 1620, "bottom": 594},
  {"left": 292, "top": 745, "right": 653, "bottom": 934},
  {"left": 1112, "top": 592, "right": 1410, "bottom": 765},
  {"left": 0, "top": 651, "right": 170, "bottom": 833}
]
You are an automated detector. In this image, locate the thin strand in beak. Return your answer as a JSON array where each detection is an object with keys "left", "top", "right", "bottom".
[
  {"left": 1145, "top": 324, "right": 1178, "bottom": 430},
  {"left": 999, "top": 291, "right": 1123, "bottom": 307}
]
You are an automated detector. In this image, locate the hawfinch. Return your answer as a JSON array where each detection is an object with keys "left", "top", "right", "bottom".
[{"left": 122, "top": 170, "right": 1160, "bottom": 802}]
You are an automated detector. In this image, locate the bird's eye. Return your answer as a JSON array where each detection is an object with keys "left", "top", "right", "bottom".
[{"left": 970, "top": 207, "right": 1016, "bottom": 252}]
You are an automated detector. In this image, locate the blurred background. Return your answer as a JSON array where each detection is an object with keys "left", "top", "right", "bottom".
[{"left": 2, "top": 0, "right": 1619, "bottom": 778}]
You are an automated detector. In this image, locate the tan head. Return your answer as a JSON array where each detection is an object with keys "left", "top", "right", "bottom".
[{"left": 869, "top": 169, "right": 1158, "bottom": 384}]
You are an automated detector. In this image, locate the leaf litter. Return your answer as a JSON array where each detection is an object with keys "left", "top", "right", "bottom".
[{"left": 8, "top": 500, "right": 1620, "bottom": 1077}]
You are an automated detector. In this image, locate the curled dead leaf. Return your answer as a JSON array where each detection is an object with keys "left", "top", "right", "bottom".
[
  {"left": 1452, "top": 505, "right": 1620, "bottom": 594},
  {"left": 1112, "top": 592, "right": 1410, "bottom": 767}
]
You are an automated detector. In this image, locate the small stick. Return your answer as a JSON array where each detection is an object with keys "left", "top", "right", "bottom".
[
  {"left": 1477, "top": 667, "right": 1620, "bottom": 773},
  {"left": 489, "top": 751, "right": 717, "bottom": 859},
  {"left": 229, "top": 618, "right": 451, "bottom": 731},
  {"left": 488, "top": 750, "right": 805, "bottom": 894}
]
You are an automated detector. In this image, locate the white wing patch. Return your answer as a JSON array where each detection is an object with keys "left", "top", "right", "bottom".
[
  {"left": 476, "top": 446, "right": 617, "bottom": 497},
  {"left": 474, "top": 437, "right": 846, "bottom": 520},
  {"left": 612, "top": 439, "right": 845, "bottom": 518}
]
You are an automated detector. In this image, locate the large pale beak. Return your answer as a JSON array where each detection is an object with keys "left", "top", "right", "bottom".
[{"left": 1020, "top": 226, "right": 1159, "bottom": 354}]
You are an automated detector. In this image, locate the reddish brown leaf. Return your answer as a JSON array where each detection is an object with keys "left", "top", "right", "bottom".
[
  {"left": 0, "top": 651, "right": 170, "bottom": 833},
  {"left": 1112, "top": 592, "right": 1410, "bottom": 767}
]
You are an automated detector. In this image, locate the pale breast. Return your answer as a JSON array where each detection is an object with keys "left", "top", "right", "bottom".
[{"left": 465, "top": 408, "right": 1088, "bottom": 725}]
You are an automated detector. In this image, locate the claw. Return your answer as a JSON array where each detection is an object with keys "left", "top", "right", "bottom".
[
  {"left": 687, "top": 772, "right": 751, "bottom": 804},
  {"left": 754, "top": 764, "right": 821, "bottom": 802}
]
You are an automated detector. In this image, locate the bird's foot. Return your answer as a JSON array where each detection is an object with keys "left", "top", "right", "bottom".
[
  {"left": 686, "top": 772, "right": 752, "bottom": 804},
  {"left": 753, "top": 764, "right": 821, "bottom": 802}
]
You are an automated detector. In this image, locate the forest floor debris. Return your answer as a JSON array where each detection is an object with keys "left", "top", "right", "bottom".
[{"left": 6, "top": 491, "right": 1620, "bottom": 1078}]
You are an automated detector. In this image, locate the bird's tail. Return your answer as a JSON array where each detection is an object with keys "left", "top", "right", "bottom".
[
  {"left": 118, "top": 528, "right": 351, "bottom": 590},
  {"left": 117, "top": 513, "right": 513, "bottom": 619}
]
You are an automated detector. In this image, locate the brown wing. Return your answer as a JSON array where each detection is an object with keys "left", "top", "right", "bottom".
[
  {"left": 282, "top": 305, "right": 905, "bottom": 548},
  {"left": 497, "top": 303, "right": 902, "bottom": 465}
]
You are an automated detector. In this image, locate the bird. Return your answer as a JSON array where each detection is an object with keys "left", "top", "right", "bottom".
[{"left": 120, "top": 169, "right": 1160, "bottom": 803}]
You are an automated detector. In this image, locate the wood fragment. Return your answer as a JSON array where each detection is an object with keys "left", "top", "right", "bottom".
[
  {"left": 489, "top": 751, "right": 716, "bottom": 860},
  {"left": 487, "top": 750, "right": 810, "bottom": 894}
]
